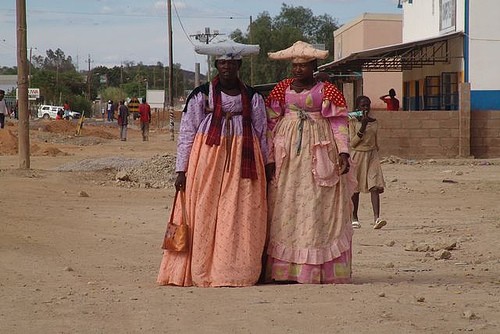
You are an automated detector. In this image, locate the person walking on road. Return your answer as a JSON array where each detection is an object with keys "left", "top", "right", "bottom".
[
  {"left": 157, "top": 41, "right": 270, "bottom": 287},
  {"left": 117, "top": 100, "right": 129, "bottom": 141},
  {"left": 107, "top": 100, "right": 115, "bottom": 122},
  {"left": 139, "top": 97, "right": 151, "bottom": 141},
  {"left": 0, "top": 90, "right": 10, "bottom": 129},
  {"left": 349, "top": 95, "right": 387, "bottom": 230},
  {"left": 264, "top": 41, "right": 356, "bottom": 284}
]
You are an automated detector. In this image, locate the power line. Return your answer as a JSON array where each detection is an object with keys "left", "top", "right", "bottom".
[
  {"left": 189, "top": 28, "right": 225, "bottom": 81},
  {"left": 172, "top": 1, "right": 195, "bottom": 47},
  {"left": 0, "top": 8, "right": 249, "bottom": 20},
  {"left": 190, "top": 28, "right": 224, "bottom": 45}
]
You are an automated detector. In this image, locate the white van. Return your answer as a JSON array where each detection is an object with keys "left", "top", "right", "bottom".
[
  {"left": 38, "top": 105, "right": 63, "bottom": 119},
  {"left": 37, "top": 105, "right": 81, "bottom": 119}
]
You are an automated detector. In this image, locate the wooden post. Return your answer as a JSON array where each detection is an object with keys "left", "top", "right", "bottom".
[
  {"left": 343, "top": 82, "right": 354, "bottom": 112},
  {"left": 458, "top": 82, "right": 471, "bottom": 158},
  {"left": 167, "top": 0, "right": 175, "bottom": 141},
  {"left": 195, "top": 63, "right": 200, "bottom": 87},
  {"left": 249, "top": 15, "right": 253, "bottom": 86},
  {"left": 16, "top": 0, "right": 30, "bottom": 169}
]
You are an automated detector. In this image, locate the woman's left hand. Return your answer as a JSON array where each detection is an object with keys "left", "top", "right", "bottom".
[{"left": 338, "top": 153, "right": 350, "bottom": 175}]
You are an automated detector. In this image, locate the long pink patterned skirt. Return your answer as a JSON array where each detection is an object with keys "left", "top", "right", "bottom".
[{"left": 266, "top": 112, "right": 355, "bottom": 284}]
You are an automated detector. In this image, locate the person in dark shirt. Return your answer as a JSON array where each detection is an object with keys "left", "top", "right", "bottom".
[{"left": 117, "top": 100, "right": 129, "bottom": 141}]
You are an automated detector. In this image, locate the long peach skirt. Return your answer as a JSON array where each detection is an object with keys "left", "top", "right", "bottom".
[{"left": 157, "top": 133, "right": 267, "bottom": 287}]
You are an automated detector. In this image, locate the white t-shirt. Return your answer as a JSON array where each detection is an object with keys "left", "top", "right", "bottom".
[{"left": 0, "top": 100, "right": 9, "bottom": 115}]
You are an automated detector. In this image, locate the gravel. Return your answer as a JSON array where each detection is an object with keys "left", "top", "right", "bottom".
[
  {"left": 55, "top": 154, "right": 177, "bottom": 189},
  {"left": 55, "top": 156, "right": 144, "bottom": 172}
]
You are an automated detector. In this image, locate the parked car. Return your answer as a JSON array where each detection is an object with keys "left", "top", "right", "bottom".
[
  {"left": 37, "top": 105, "right": 81, "bottom": 120},
  {"left": 38, "top": 105, "right": 62, "bottom": 119},
  {"left": 68, "top": 110, "right": 81, "bottom": 119}
]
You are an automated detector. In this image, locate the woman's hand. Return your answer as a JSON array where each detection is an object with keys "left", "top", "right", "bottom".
[
  {"left": 360, "top": 111, "right": 369, "bottom": 127},
  {"left": 338, "top": 153, "right": 350, "bottom": 175},
  {"left": 175, "top": 172, "right": 186, "bottom": 191}
]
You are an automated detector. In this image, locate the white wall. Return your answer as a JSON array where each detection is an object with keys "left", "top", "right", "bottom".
[
  {"left": 469, "top": 0, "right": 500, "bottom": 90},
  {"left": 402, "top": 0, "right": 500, "bottom": 91},
  {"left": 403, "top": 0, "right": 466, "bottom": 42},
  {"left": 403, "top": 0, "right": 440, "bottom": 41}
]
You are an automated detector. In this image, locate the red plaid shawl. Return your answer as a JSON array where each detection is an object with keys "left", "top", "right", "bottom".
[{"left": 205, "top": 75, "right": 257, "bottom": 179}]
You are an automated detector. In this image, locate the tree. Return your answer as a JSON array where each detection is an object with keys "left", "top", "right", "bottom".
[
  {"left": 30, "top": 67, "right": 85, "bottom": 105},
  {"left": 100, "top": 87, "right": 127, "bottom": 107},
  {"left": 30, "top": 48, "right": 83, "bottom": 105},
  {"left": 0, "top": 66, "right": 17, "bottom": 75},
  {"left": 70, "top": 95, "right": 92, "bottom": 117},
  {"left": 32, "top": 48, "right": 75, "bottom": 72},
  {"left": 230, "top": 4, "right": 339, "bottom": 85},
  {"left": 12, "top": 47, "right": 197, "bottom": 110}
]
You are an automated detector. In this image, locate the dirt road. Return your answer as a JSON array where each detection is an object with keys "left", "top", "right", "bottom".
[{"left": 1, "top": 119, "right": 499, "bottom": 333}]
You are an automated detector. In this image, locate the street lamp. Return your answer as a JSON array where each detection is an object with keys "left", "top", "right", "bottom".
[
  {"left": 28, "top": 46, "right": 37, "bottom": 88},
  {"left": 86, "top": 54, "right": 94, "bottom": 101}
]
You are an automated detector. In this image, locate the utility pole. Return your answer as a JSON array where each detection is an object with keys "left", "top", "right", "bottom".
[
  {"left": 86, "top": 54, "right": 94, "bottom": 101},
  {"left": 167, "top": 0, "right": 174, "bottom": 141},
  {"left": 194, "top": 63, "right": 200, "bottom": 87},
  {"left": 16, "top": 0, "right": 30, "bottom": 169},
  {"left": 28, "top": 46, "right": 36, "bottom": 87},
  {"left": 190, "top": 27, "right": 223, "bottom": 81},
  {"left": 249, "top": 16, "right": 254, "bottom": 86}
]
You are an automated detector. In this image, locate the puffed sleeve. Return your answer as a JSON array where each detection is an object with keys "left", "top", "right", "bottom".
[
  {"left": 175, "top": 92, "right": 206, "bottom": 172},
  {"left": 265, "top": 97, "right": 284, "bottom": 164},
  {"left": 322, "top": 99, "right": 350, "bottom": 154},
  {"left": 251, "top": 93, "right": 269, "bottom": 165}
]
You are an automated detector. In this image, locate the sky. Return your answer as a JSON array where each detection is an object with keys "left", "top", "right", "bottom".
[{"left": 0, "top": 0, "right": 401, "bottom": 74}]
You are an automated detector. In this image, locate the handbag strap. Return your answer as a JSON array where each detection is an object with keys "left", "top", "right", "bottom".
[
  {"left": 179, "top": 190, "right": 188, "bottom": 225},
  {"left": 169, "top": 190, "right": 188, "bottom": 225},
  {"left": 168, "top": 190, "right": 180, "bottom": 224}
]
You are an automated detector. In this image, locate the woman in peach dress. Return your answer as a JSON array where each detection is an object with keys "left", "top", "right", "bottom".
[
  {"left": 265, "top": 41, "right": 356, "bottom": 284},
  {"left": 157, "top": 42, "right": 270, "bottom": 287}
]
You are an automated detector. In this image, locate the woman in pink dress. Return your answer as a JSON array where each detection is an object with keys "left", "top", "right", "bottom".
[
  {"left": 157, "top": 42, "right": 270, "bottom": 287},
  {"left": 265, "top": 41, "right": 356, "bottom": 284}
]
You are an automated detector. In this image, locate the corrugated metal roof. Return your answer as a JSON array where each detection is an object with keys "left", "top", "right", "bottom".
[{"left": 319, "top": 31, "right": 464, "bottom": 73}]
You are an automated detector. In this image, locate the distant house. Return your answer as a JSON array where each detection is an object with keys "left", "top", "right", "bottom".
[
  {"left": 322, "top": 0, "right": 500, "bottom": 112},
  {"left": 329, "top": 13, "right": 403, "bottom": 110},
  {"left": 319, "top": 0, "right": 500, "bottom": 158}
]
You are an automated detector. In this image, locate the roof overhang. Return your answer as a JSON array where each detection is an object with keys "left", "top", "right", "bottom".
[{"left": 319, "top": 31, "right": 464, "bottom": 74}]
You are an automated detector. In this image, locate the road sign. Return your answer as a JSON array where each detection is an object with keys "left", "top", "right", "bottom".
[{"left": 16, "top": 87, "right": 40, "bottom": 100}]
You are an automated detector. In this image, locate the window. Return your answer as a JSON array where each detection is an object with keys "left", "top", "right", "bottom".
[
  {"left": 423, "top": 73, "right": 459, "bottom": 110},
  {"left": 403, "top": 81, "right": 410, "bottom": 110},
  {"left": 415, "top": 80, "right": 421, "bottom": 111},
  {"left": 441, "top": 72, "right": 458, "bottom": 110},
  {"left": 424, "top": 76, "right": 440, "bottom": 110}
]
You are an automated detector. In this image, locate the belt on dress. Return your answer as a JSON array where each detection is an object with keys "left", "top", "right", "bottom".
[{"left": 296, "top": 109, "right": 310, "bottom": 156}]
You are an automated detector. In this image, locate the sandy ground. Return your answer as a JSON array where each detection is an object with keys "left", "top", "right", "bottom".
[{"left": 1, "top": 118, "right": 499, "bottom": 334}]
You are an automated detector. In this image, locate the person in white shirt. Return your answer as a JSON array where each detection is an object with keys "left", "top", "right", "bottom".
[{"left": 0, "top": 90, "right": 11, "bottom": 129}]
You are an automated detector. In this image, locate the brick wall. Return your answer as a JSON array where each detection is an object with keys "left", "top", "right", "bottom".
[
  {"left": 173, "top": 107, "right": 500, "bottom": 159},
  {"left": 471, "top": 111, "right": 500, "bottom": 158},
  {"left": 370, "top": 110, "right": 500, "bottom": 159},
  {"left": 371, "top": 110, "right": 460, "bottom": 159}
]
